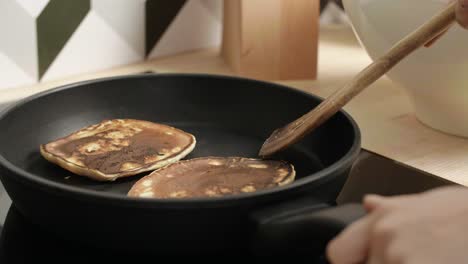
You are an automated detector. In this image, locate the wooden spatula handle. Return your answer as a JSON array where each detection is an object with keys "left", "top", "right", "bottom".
[{"left": 259, "top": 2, "right": 457, "bottom": 157}]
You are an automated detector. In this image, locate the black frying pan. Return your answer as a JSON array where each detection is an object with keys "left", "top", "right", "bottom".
[{"left": 0, "top": 74, "right": 363, "bottom": 256}]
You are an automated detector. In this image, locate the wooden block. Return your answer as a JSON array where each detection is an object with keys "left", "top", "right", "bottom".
[{"left": 221, "top": 0, "right": 319, "bottom": 81}]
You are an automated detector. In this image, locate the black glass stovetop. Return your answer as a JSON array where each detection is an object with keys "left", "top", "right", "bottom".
[
  {"left": 0, "top": 205, "right": 142, "bottom": 263},
  {"left": 0, "top": 198, "right": 330, "bottom": 262}
]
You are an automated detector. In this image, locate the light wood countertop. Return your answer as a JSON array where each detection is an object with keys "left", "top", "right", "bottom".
[{"left": 2, "top": 25, "right": 467, "bottom": 185}]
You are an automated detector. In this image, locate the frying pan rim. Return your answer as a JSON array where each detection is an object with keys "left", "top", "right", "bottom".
[{"left": 0, "top": 73, "right": 361, "bottom": 208}]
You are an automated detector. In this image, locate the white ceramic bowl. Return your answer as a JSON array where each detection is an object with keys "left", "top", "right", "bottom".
[{"left": 343, "top": 0, "right": 468, "bottom": 137}]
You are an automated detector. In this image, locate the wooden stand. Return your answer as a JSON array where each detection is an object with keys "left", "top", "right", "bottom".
[{"left": 221, "top": 0, "right": 319, "bottom": 81}]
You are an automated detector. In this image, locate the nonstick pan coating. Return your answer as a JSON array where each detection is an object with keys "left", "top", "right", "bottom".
[{"left": 0, "top": 74, "right": 361, "bottom": 255}]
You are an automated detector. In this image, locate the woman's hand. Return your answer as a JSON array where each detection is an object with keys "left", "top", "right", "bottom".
[
  {"left": 456, "top": 0, "right": 468, "bottom": 28},
  {"left": 326, "top": 186, "right": 468, "bottom": 264},
  {"left": 425, "top": 0, "right": 468, "bottom": 47}
]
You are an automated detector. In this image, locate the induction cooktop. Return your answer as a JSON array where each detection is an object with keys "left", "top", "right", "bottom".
[{"left": 0, "top": 203, "right": 332, "bottom": 262}]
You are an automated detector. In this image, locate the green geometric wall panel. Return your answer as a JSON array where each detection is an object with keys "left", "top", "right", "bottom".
[
  {"left": 0, "top": 0, "right": 222, "bottom": 88},
  {"left": 37, "top": 0, "right": 90, "bottom": 77},
  {"left": 145, "top": 0, "right": 222, "bottom": 59},
  {"left": 145, "top": 0, "right": 187, "bottom": 56}
]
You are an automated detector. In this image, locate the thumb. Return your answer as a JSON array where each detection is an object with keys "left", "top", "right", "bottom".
[
  {"left": 363, "top": 194, "right": 386, "bottom": 212},
  {"left": 326, "top": 215, "right": 374, "bottom": 264}
]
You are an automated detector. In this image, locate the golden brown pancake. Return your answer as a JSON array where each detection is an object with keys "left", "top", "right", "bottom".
[
  {"left": 128, "top": 157, "right": 295, "bottom": 199},
  {"left": 40, "top": 119, "right": 196, "bottom": 181}
]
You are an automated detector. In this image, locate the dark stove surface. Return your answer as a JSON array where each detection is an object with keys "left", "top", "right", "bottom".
[
  {"left": 0, "top": 206, "right": 132, "bottom": 263},
  {"left": 0, "top": 205, "right": 329, "bottom": 262}
]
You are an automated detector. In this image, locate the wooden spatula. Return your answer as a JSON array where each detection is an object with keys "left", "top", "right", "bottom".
[{"left": 259, "top": 2, "right": 457, "bottom": 157}]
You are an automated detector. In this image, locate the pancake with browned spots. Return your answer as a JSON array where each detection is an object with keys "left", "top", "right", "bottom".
[
  {"left": 40, "top": 119, "right": 196, "bottom": 181},
  {"left": 128, "top": 157, "right": 295, "bottom": 199}
]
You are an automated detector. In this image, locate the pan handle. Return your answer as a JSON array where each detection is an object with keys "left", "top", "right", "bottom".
[{"left": 250, "top": 197, "right": 366, "bottom": 257}]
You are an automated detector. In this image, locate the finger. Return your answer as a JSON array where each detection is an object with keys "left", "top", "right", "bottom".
[
  {"left": 366, "top": 217, "right": 398, "bottom": 264},
  {"left": 457, "top": 0, "right": 468, "bottom": 29},
  {"left": 326, "top": 216, "right": 374, "bottom": 264},
  {"left": 363, "top": 194, "right": 386, "bottom": 211},
  {"left": 367, "top": 240, "right": 387, "bottom": 264},
  {"left": 427, "top": 0, "right": 467, "bottom": 47},
  {"left": 365, "top": 193, "right": 422, "bottom": 212}
]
